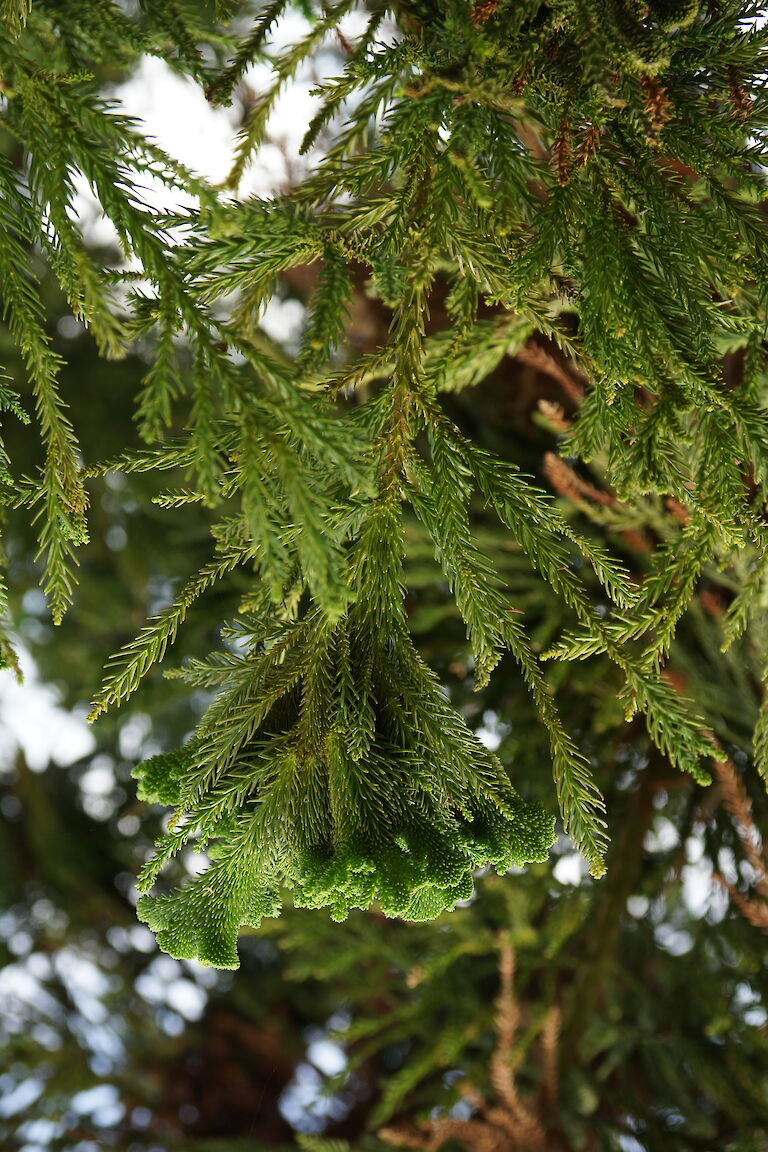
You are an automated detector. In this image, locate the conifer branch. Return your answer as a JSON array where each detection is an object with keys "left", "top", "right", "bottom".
[
  {"left": 88, "top": 545, "right": 253, "bottom": 721},
  {"left": 4, "top": 0, "right": 768, "bottom": 965}
]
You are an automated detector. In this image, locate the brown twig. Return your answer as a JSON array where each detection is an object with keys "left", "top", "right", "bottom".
[
  {"left": 541, "top": 1005, "right": 562, "bottom": 1111},
  {"left": 641, "top": 74, "right": 671, "bottom": 135},
  {"left": 544, "top": 452, "right": 615, "bottom": 508},
  {"left": 515, "top": 342, "right": 584, "bottom": 404},
  {"left": 379, "top": 932, "right": 555, "bottom": 1152},
  {"left": 552, "top": 120, "right": 572, "bottom": 186},
  {"left": 471, "top": 0, "right": 501, "bottom": 24},
  {"left": 537, "top": 399, "right": 571, "bottom": 433},
  {"left": 712, "top": 757, "right": 768, "bottom": 933},
  {"left": 699, "top": 588, "right": 724, "bottom": 618},
  {"left": 665, "top": 497, "right": 690, "bottom": 526},
  {"left": 728, "top": 67, "right": 754, "bottom": 121},
  {"left": 512, "top": 61, "right": 531, "bottom": 96},
  {"left": 576, "top": 120, "right": 602, "bottom": 169}
]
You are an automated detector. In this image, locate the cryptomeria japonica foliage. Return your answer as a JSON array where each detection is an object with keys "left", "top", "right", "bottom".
[{"left": 1, "top": 0, "right": 768, "bottom": 967}]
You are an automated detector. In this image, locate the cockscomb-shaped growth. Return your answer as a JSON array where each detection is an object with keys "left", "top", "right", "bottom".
[{"left": 133, "top": 614, "right": 553, "bottom": 967}]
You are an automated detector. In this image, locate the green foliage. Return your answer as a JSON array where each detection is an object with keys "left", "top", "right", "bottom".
[
  {"left": 2, "top": 0, "right": 768, "bottom": 969},
  {"left": 133, "top": 604, "right": 554, "bottom": 967}
]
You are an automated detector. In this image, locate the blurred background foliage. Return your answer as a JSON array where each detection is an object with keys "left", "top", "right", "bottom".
[{"left": 1, "top": 6, "right": 768, "bottom": 1152}]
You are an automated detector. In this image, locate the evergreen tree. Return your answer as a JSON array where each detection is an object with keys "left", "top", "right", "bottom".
[{"left": 2, "top": 1, "right": 768, "bottom": 1145}]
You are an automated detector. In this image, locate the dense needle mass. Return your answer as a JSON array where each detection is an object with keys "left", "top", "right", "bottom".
[{"left": 1, "top": 0, "right": 768, "bottom": 967}]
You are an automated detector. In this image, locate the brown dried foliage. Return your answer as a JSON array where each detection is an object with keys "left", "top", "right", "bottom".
[
  {"left": 551, "top": 120, "right": 572, "bottom": 186},
  {"left": 380, "top": 933, "right": 559, "bottom": 1152},
  {"left": 641, "top": 74, "right": 671, "bottom": 135},
  {"left": 514, "top": 342, "right": 584, "bottom": 404},
  {"left": 471, "top": 0, "right": 501, "bottom": 25},
  {"left": 512, "top": 61, "right": 531, "bottom": 96},
  {"left": 713, "top": 758, "right": 768, "bottom": 932},
  {"left": 544, "top": 452, "right": 615, "bottom": 508},
  {"left": 728, "top": 67, "right": 754, "bottom": 121},
  {"left": 575, "top": 120, "right": 602, "bottom": 169},
  {"left": 665, "top": 497, "right": 690, "bottom": 526}
]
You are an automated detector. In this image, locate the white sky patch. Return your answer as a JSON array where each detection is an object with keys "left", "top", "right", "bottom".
[
  {"left": 618, "top": 1137, "right": 647, "bottom": 1152},
  {"left": 53, "top": 949, "right": 113, "bottom": 1025},
  {"left": 183, "top": 848, "right": 211, "bottom": 877},
  {"left": 644, "top": 815, "right": 679, "bottom": 854},
  {"left": 260, "top": 295, "right": 307, "bottom": 349},
  {"left": 68, "top": 48, "right": 311, "bottom": 247},
  {"left": 476, "top": 710, "right": 509, "bottom": 752},
  {"left": 307, "top": 1037, "right": 347, "bottom": 1077},
  {"left": 69, "top": 172, "right": 124, "bottom": 250},
  {"left": 105, "top": 10, "right": 354, "bottom": 211},
  {"left": 134, "top": 953, "right": 210, "bottom": 1022},
  {"left": 0, "top": 963, "right": 62, "bottom": 1029},
  {"left": 164, "top": 978, "right": 207, "bottom": 1021},
  {"left": 627, "top": 894, "right": 649, "bottom": 919},
  {"left": 114, "top": 55, "right": 240, "bottom": 188},
  {"left": 0, "top": 1076, "right": 44, "bottom": 1118},
  {"left": 734, "top": 981, "right": 768, "bottom": 1028},
  {"left": 0, "top": 648, "right": 95, "bottom": 773},
  {"left": 553, "top": 852, "right": 588, "bottom": 886},
  {"left": 60, "top": 5, "right": 389, "bottom": 357},
  {"left": 78, "top": 760, "right": 116, "bottom": 798},
  {"left": 680, "top": 858, "right": 714, "bottom": 919},
  {"left": 476, "top": 725, "right": 501, "bottom": 751},
  {"left": 654, "top": 923, "right": 694, "bottom": 956},
  {"left": 96, "top": 4, "right": 381, "bottom": 214},
  {"left": 117, "top": 712, "right": 153, "bottom": 760},
  {"left": 69, "top": 1084, "right": 124, "bottom": 1128},
  {"left": 279, "top": 1060, "right": 348, "bottom": 1132}
]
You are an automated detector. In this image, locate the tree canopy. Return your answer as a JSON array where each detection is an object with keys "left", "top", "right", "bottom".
[{"left": 1, "top": 2, "right": 768, "bottom": 1149}]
